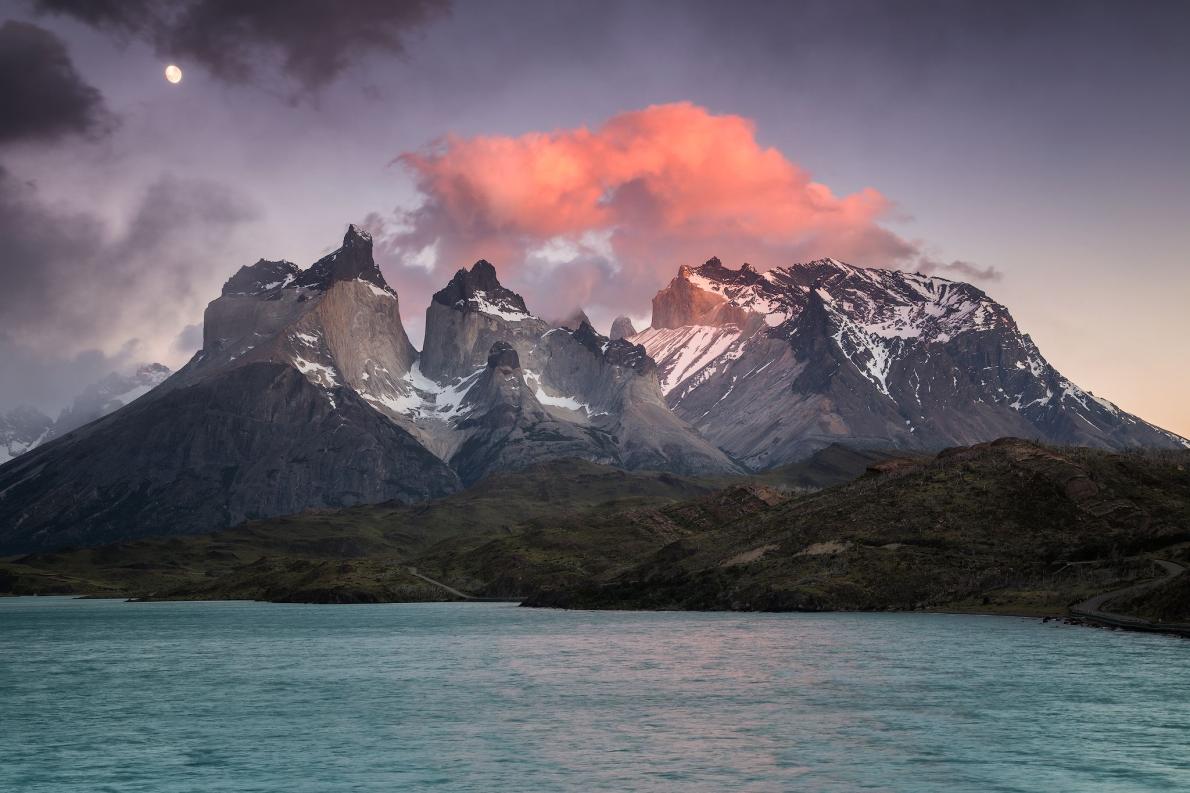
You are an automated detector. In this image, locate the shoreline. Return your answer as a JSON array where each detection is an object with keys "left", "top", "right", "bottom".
[{"left": 6, "top": 591, "right": 1188, "bottom": 638}]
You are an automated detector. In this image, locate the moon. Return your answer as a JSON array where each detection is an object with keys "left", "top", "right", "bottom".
[{"left": 164, "top": 64, "right": 183, "bottom": 84}]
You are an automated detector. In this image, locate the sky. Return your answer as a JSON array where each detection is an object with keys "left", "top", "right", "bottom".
[{"left": 1, "top": 0, "right": 1188, "bottom": 438}]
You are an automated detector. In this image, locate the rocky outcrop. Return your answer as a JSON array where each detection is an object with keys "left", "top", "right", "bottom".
[{"left": 609, "top": 316, "right": 637, "bottom": 340}]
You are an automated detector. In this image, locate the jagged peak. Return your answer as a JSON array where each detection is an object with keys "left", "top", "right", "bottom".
[
  {"left": 432, "top": 258, "right": 533, "bottom": 320},
  {"left": 298, "top": 224, "right": 390, "bottom": 292},
  {"left": 222, "top": 259, "right": 299, "bottom": 296},
  {"left": 344, "top": 223, "right": 372, "bottom": 245}
]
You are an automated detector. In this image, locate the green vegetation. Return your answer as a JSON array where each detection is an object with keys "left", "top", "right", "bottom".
[{"left": 3, "top": 441, "right": 1187, "bottom": 629}]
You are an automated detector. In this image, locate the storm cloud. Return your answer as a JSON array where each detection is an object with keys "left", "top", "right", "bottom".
[
  {"left": 0, "top": 166, "right": 258, "bottom": 407},
  {"left": 34, "top": 0, "right": 450, "bottom": 92},
  {"left": 0, "top": 20, "right": 112, "bottom": 143}
]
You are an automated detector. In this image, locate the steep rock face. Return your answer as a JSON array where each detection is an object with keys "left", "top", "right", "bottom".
[
  {"left": 535, "top": 323, "right": 742, "bottom": 475},
  {"left": 0, "top": 226, "right": 461, "bottom": 553},
  {"left": 635, "top": 258, "right": 1188, "bottom": 468},
  {"left": 448, "top": 342, "right": 619, "bottom": 484},
  {"left": 168, "top": 225, "right": 421, "bottom": 432},
  {"left": 609, "top": 316, "right": 638, "bottom": 340},
  {"left": 420, "top": 260, "right": 549, "bottom": 381},
  {"left": 0, "top": 363, "right": 460, "bottom": 553}
]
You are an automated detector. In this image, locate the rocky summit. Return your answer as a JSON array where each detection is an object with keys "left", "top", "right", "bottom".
[
  {"left": 0, "top": 226, "right": 1185, "bottom": 553},
  {"left": 632, "top": 257, "right": 1188, "bottom": 469}
]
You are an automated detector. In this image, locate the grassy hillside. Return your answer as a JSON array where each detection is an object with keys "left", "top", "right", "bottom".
[
  {"left": 521, "top": 440, "right": 1190, "bottom": 618},
  {"left": 0, "top": 461, "right": 717, "bottom": 601},
  {"left": 5, "top": 440, "right": 1185, "bottom": 622}
]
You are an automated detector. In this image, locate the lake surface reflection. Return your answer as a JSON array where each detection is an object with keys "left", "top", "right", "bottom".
[{"left": 1, "top": 598, "right": 1186, "bottom": 791}]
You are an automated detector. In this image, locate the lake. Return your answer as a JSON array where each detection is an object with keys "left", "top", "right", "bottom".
[{"left": 0, "top": 598, "right": 1186, "bottom": 791}]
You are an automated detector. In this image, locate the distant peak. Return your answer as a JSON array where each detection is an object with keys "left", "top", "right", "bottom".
[
  {"left": 432, "top": 259, "right": 531, "bottom": 316},
  {"left": 609, "top": 315, "right": 637, "bottom": 340},
  {"left": 549, "top": 307, "right": 591, "bottom": 330}
]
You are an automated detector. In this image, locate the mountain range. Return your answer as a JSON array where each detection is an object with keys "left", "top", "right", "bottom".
[
  {"left": 0, "top": 225, "right": 1184, "bottom": 553},
  {"left": 0, "top": 363, "right": 171, "bottom": 464}
]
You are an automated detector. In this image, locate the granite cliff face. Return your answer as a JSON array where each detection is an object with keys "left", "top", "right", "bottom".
[
  {"left": 391, "top": 265, "right": 741, "bottom": 478},
  {"left": 633, "top": 257, "right": 1188, "bottom": 468},
  {"left": 419, "top": 260, "right": 549, "bottom": 382},
  {"left": 0, "top": 227, "right": 461, "bottom": 553}
]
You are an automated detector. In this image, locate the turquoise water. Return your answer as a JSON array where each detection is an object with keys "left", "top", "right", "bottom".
[{"left": 0, "top": 598, "right": 1186, "bottom": 792}]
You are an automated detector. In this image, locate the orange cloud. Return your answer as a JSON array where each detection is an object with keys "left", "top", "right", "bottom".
[{"left": 378, "top": 102, "right": 921, "bottom": 331}]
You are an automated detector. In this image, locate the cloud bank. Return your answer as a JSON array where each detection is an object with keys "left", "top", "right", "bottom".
[{"left": 375, "top": 102, "right": 974, "bottom": 330}]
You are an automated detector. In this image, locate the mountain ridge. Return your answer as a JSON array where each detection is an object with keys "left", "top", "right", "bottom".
[
  {"left": 632, "top": 256, "right": 1187, "bottom": 469},
  {"left": 0, "top": 225, "right": 1185, "bottom": 553}
]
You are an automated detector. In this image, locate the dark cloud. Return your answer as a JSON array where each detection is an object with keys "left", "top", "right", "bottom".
[
  {"left": 0, "top": 20, "right": 112, "bottom": 144},
  {"left": 0, "top": 165, "right": 258, "bottom": 406},
  {"left": 171, "top": 322, "right": 203, "bottom": 355},
  {"left": 917, "top": 257, "right": 1003, "bottom": 283},
  {"left": 0, "top": 334, "right": 143, "bottom": 414},
  {"left": 35, "top": 0, "right": 450, "bottom": 92}
]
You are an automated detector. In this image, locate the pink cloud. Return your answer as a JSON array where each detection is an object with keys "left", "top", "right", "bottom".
[{"left": 375, "top": 102, "right": 931, "bottom": 334}]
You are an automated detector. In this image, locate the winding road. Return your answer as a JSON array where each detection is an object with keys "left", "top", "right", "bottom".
[
  {"left": 405, "top": 567, "right": 522, "bottom": 603},
  {"left": 1069, "top": 559, "right": 1188, "bottom": 636}
]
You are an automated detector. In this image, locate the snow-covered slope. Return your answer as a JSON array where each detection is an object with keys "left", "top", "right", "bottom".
[{"left": 634, "top": 257, "right": 1188, "bottom": 468}]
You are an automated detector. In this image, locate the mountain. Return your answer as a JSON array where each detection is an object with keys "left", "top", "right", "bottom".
[
  {"left": 0, "top": 227, "right": 461, "bottom": 553},
  {"left": 4, "top": 227, "right": 1185, "bottom": 555},
  {"left": 0, "top": 405, "right": 53, "bottom": 464},
  {"left": 633, "top": 258, "right": 1188, "bottom": 469},
  {"left": 0, "top": 227, "right": 735, "bottom": 554},
  {"left": 547, "top": 307, "right": 592, "bottom": 330},
  {"left": 0, "top": 363, "right": 171, "bottom": 463},
  {"left": 408, "top": 259, "right": 740, "bottom": 479}
]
